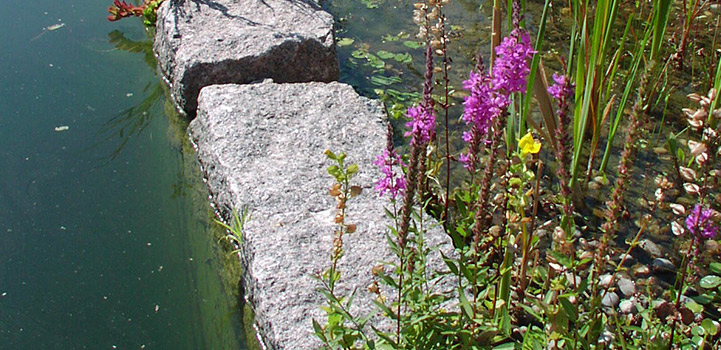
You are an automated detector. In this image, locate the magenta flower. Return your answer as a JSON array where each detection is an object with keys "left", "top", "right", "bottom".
[
  {"left": 686, "top": 204, "right": 718, "bottom": 239},
  {"left": 462, "top": 71, "right": 506, "bottom": 139},
  {"left": 492, "top": 29, "right": 536, "bottom": 94},
  {"left": 404, "top": 104, "right": 435, "bottom": 145},
  {"left": 547, "top": 73, "right": 573, "bottom": 100},
  {"left": 373, "top": 149, "right": 406, "bottom": 199}
]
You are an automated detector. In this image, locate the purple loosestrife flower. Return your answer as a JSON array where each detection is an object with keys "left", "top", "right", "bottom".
[
  {"left": 686, "top": 204, "right": 718, "bottom": 239},
  {"left": 547, "top": 73, "right": 574, "bottom": 100},
  {"left": 373, "top": 149, "right": 406, "bottom": 200},
  {"left": 404, "top": 104, "right": 435, "bottom": 145},
  {"left": 492, "top": 29, "right": 535, "bottom": 94},
  {"left": 462, "top": 71, "right": 505, "bottom": 138}
]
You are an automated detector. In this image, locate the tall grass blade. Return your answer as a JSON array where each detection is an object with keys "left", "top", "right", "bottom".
[
  {"left": 522, "top": 0, "right": 556, "bottom": 149},
  {"left": 650, "top": 0, "right": 672, "bottom": 62},
  {"left": 599, "top": 23, "right": 652, "bottom": 172}
]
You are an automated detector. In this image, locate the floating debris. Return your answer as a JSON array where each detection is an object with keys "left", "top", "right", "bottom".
[
  {"left": 54, "top": 126, "right": 69, "bottom": 132},
  {"left": 30, "top": 23, "right": 65, "bottom": 42},
  {"left": 47, "top": 23, "right": 65, "bottom": 31}
]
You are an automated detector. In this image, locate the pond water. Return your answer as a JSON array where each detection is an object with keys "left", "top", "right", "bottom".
[{"left": 0, "top": 0, "right": 253, "bottom": 348}]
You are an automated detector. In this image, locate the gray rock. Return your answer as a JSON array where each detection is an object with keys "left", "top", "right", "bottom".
[
  {"left": 639, "top": 239, "right": 662, "bottom": 258},
  {"left": 602, "top": 292, "right": 620, "bottom": 308},
  {"left": 155, "top": 0, "right": 339, "bottom": 116},
  {"left": 619, "top": 299, "right": 637, "bottom": 314},
  {"left": 617, "top": 277, "right": 636, "bottom": 297},
  {"left": 599, "top": 274, "right": 614, "bottom": 288},
  {"left": 652, "top": 258, "right": 676, "bottom": 272},
  {"left": 189, "top": 81, "right": 451, "bottom": 349}
]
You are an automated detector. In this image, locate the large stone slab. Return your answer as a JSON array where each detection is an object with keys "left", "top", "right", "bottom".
[
  {"left": 154, "top": 0, "right": 339, "bottom": 116},
  {"left": 189, "top": 81, "right": 449, "bottom": 349}
]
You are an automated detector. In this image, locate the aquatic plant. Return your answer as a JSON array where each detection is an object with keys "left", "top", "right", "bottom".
[{"left": 314, "top": 0, "right": 721, "bottom": 348}]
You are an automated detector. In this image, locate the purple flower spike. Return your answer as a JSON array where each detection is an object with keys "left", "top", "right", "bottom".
[
  {"left": 686, "top": 204, "right": 718, "bottom": 239},
  {"left": 492, "top": 29, "right": 536, "bottom": 94},
  {"left": 404, "top": 105, "right": 435, "bottom": 145},
  {"left": 373, "top": 149, "right": 406, "bottom": 199},
  {"left": 547, "top": 73, "right": 573, "bottom": 100}
]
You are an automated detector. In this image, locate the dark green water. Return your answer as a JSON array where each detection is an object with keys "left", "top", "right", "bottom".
[{"left": 0, "top": 0, "right": 251, "bottom": 348}]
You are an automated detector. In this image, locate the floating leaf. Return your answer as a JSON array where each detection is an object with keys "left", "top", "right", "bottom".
[
  {"left": 376, "top": 50, "right": 395, "bottom": 59},
  {"left": 403, "top": 41, "right": 423, "bottom": 49},
  {"left": 351, "top": 49, "right": 368, "bottom": 59},
  {"left": 382, "top": 34, "right": 399, "bottom": 42},
  {"left": 700, "top": 275, "right": 721, "bottom": 289},
  {"left": 393, "top": 52, "right": 412, "bottom": 63},
  {"left": 368, "top": 58, "right": 385, "bottom": 69},
  {"left": 337, "top": 37, "right": 354, "bottom": 46},
  {"left": 370, "top": 75, "right": 401, "bottom": 86}
]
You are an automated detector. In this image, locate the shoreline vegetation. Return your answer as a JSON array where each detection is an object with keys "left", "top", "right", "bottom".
[
  {"left": 109, "top": 0, "right": 721, "bottom": 348},
  {"left": 316, "top": 0, "right": 721, "bottom": 349}
]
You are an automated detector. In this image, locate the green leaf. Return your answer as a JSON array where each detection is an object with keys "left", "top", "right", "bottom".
[
  {"left": 702, "top": 318, "right": 718, "bottom": 336},
  {"left": 710, "top": 262, "right": 721, "bottom": 274},
  {"left": 700, "top": 275, "right": 721, "bottom": 289},
  {"left": 368, "top": 58, "right": 385, "bottom": 69},
  {"left": 337, "top": 37, "right": 354, "bottom": 46},
  {"left": 457, "top": 287, "right": 474, "bottom": 321},
  {"left": 559, "top": 296, "right": 578, "bottom": 322},
  {"left": 685, "top": 300, "right": 704, "bottom": 314},
  {"left": 351, "top": 49, "right": 368, "bottom": 59},
  {"left": 547, "top": 249, "right": 573, "bottom": 269},
  {"left": 403, "top": 41, "right": 422, "bottom": 49},
  {"left": 393, "top": 53, "right": 412, "bottom": 63},
  {"left": 347, "top": 164, "right": 359, "bottom": 176},
  {"left": 492, "top": 342, "right": 516, "bottom": 350},
  {"left": 376, "top": 50, "right": 395, "bottom": 59}
]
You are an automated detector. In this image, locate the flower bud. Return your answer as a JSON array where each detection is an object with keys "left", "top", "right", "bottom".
[
  {"left": 670, "top": 203, "right": 685, "bottom": 215},
  {"left": 684, "top": 182, "right": 700, "bottom": 195},
  {"left": 672, "top": 221, "right": 685, "bottom": 236},
  {"left": 679, "top": 167, "right": 697, "bottom": 182}
]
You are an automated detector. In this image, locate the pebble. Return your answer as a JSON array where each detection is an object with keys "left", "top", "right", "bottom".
[
  {"left": 639, "top": 239, "right": 662, "bottom": 258},
  {"left": 652, "top": 258, "right": 675, "bottom": 272},
  {"left": 617, "top": 253, "right": 635, "bottom": 266},
  {"left": 599, "top": 274, "right": 614, "bottom": 288},
  {"left": 602, "top": 292, "right": 620, "bottom": 308},
  {"left": 618, "top": 278, "right": 636, "bottom": 297},
  {"left": 633, "top": 264, "right": 651, "bottom": 278},
  {"left": 619, "top": 299, "right": 637, "bottom": 314}
]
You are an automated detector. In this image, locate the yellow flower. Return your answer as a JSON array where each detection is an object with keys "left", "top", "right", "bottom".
[{"left": 519, "top": 132, "right": 541, "bottom": 156}]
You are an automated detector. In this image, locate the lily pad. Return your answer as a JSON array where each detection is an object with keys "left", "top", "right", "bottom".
[
  {"left": 337, "top": 38, "right": 354, "bottom": 46},
  {"left": 393, "top": 53, "right": 412, "bottom": 63},
  {"left": 403, "top": 41, "right": 423, "bottom": 49},
  {"left": 376, "top": 50, "right": 395, "bottom": 59}
]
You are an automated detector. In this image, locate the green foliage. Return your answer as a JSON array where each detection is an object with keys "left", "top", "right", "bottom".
[
  {"left": 214, "top": 207, "right": 250, "bottom": 254},
  {"left": 314, "top": 1, "right": 721, "bottom": 350}
]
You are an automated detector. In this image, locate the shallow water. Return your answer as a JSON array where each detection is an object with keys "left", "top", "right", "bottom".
[{"left": 0, "top": 0, "right": 251, "bottom": 348}]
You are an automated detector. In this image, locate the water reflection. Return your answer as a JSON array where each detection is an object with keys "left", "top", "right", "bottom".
[{"left": 98, "top": 30, "right": 164, "bottom": 160}]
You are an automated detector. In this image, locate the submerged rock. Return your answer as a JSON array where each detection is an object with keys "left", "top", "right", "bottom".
[
  {"left": 602, "top": 292, "right": 620, "bottom": 308},
  {"left": 154, "top": 0, "right": 339, "bottom": 116},
  {"left": 617, "top": 277, "right": 636, "bottom": 297},
  {"left": 189, "top": 81, "right": 450, "bottom": 349},
  {"left": 652, "top": 258, "right": 676, "bottom": 273}
]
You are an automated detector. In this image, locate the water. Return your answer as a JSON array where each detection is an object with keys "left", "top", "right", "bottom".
[{"left": 0, "top": 0, "right": 252, "bottom": 348}]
